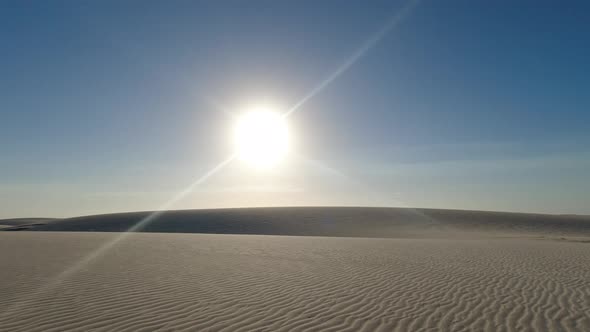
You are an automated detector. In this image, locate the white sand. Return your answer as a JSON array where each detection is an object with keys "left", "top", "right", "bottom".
[{"left": 1, "top": 232, "right": 589, "bottom": 331}]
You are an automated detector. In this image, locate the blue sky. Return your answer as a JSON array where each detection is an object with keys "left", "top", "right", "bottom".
[{"left": 1, "top": 0, "right": 589, "bottom": 217}]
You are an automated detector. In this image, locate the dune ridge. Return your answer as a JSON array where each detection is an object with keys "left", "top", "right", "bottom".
[
  {"left": 8, "top": 207, "right": 590, "bottom": 238},
  {"left": 0, "top": 218, "right": 55, "bottom": 230}
]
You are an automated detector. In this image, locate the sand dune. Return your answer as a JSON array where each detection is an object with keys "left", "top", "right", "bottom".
[
  {"left": 9, "top": 207, "right": 590, "bottom": 238},
  {"left": 1, "top": 208, "right": 589, "bottom": 331},
  {"left": 1, "top": 232, "right": 589, "bottom": 331},
  {"left": 0, "top": 218, "right": 55, "bottom": 230}
]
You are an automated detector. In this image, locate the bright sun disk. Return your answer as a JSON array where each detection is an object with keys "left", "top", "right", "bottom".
[{"left": 233, "top": 108, "right": 289, "bottom": 169}]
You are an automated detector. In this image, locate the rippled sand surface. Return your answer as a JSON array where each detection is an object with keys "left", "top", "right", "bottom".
[{"left": 1, "top": 232, "right": 589, "bottom": 331}]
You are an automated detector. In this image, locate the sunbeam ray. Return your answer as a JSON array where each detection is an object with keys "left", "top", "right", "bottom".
[
  {"left": 0, "top": 154, "right": 237, "bottom": 321},
  {"left": 283, "top": 0, "right": 420, "bottom": 118},
  {"left": 1, "top": 0, "right": 423, "bottom": 323}
]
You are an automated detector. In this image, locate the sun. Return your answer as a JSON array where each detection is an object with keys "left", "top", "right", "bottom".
[{"left": 233, "top": 107, "right": 289, "bottom": 169}]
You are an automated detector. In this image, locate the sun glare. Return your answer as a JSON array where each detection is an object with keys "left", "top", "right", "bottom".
[{"left": 234, "top": 107, "right": 289, "bottom": 169}]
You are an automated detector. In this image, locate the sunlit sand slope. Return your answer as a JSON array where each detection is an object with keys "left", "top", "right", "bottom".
[
  {"left": 1, "top": 232, "right": 589, "bottom": 331},
  {"left": 20, "top": 207, "right": 590, "bottom": 237}
]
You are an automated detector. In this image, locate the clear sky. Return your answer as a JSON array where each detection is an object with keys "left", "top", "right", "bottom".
[{"left": 1, "top": 0, "right": 589, "bottom": 218}]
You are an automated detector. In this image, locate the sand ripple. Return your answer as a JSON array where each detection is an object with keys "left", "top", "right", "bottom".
[{"left": 0, "top": 232, "right": 589, "bottom": 331}]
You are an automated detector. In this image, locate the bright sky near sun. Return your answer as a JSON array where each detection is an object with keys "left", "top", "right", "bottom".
[{"left": 1, "top": 0, "right": 590, "bottom": 218}]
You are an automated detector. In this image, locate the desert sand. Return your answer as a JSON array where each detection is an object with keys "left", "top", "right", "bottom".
[{"left": 1, "top": 207, "right": 589, "bottom": 331}]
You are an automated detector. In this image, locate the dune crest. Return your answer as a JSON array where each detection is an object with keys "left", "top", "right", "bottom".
[{"left": 9, "top": 207, "right": 590, "bottom": 238}]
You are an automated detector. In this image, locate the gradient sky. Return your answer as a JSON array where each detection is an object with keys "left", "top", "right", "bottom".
[{"left": 2, "top": 0, "right": 589, "bottom": 218}]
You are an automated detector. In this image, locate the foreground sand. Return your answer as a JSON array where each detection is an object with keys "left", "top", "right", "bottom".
[{"left": 1, "top": 232, "right": 589, "bottom": 331}]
